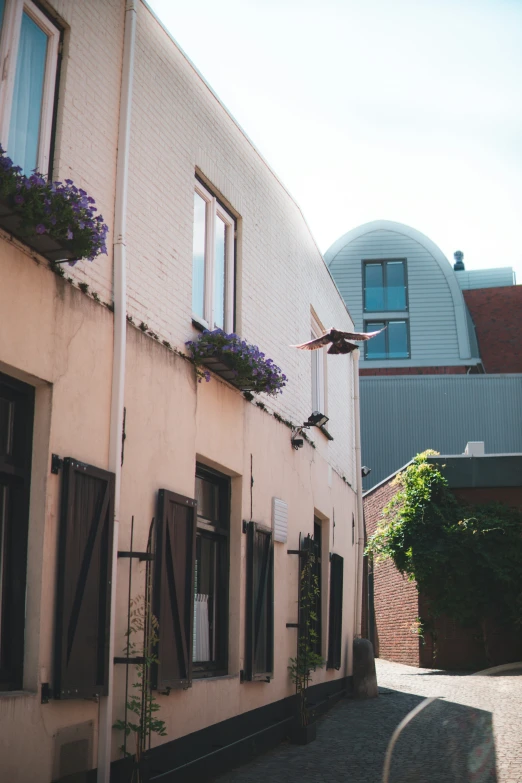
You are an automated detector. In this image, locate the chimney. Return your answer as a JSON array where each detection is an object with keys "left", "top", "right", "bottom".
[
  {"left": 464, "top": 441, "right": 484, "bottom": 456},
  {"left": 453, "top": 250, "right": 465, "bottom": 271}
]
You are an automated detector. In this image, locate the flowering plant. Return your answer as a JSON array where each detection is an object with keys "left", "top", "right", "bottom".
[
  {"left": 185, "top": 329, "right": 287, "bottom": 396},
  {"left": 0, "top": 146, "right": 108, "bottom": 263}
]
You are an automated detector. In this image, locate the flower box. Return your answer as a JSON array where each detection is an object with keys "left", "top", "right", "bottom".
[
  {"left": 0, "top": 147, "right": 108, "bottom": 265},
  {"left": 186, "top": 329, "right": 287, "bottom": 396},
  {"left": 0, "top": 197, "right": 78, "bottom": 262}
]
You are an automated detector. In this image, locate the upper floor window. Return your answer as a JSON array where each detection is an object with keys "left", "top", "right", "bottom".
[
  {"left": 364, "top": 319, "right": 409, "bottom": 360},
  {"left": 364, "top": 260, "right": 407, "bottom": 312},
  {"left": 311, "top": 313, "right": 326, "bottom": 414},
  {"left": 192, "top": 180, "right": 235, "bottom": 332},
  {"left": 0, "top": 0, "right": 60, "bottom": 175}
]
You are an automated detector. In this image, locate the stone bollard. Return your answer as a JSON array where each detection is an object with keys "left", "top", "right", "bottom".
[{"left": 352, "top": 637, "right": 378, "bottom": 699}]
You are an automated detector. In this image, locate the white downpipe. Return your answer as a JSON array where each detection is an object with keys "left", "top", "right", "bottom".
[
  {"left": 97, "top": 2, "right": 136, "bottom": 782},
  {"left": 353, "top": 351, "right": 365, "bottom": 637}
]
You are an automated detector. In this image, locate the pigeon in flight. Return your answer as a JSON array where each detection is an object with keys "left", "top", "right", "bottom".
[{"left": 292, "top": 327, "right": 385, "bottom": 355}]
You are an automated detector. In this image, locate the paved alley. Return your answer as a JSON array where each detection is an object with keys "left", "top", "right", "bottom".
[{"left": 213, "top": 659, "right": 522, "bottom": 783}]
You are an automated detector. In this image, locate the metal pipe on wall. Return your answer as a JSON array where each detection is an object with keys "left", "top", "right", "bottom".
[
  {"left": 352, "top": 351, "right": 365, "bottom": 637},
  {"left": 97, "top": 2, "right": 136, "bottom": 781}
]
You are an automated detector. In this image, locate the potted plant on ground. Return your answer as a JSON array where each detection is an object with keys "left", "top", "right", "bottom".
[
  {"left": 185, "top": 328, "right": 287, "bottom": 395},
  {"left": 288, "top": 548, "right": 325, "bottom": 744},
  {"left": 0, "top": 146, "right": 108, "bottom": 264}
]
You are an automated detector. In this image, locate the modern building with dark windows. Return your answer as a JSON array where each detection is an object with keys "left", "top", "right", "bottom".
[{"left": 325, "top": 220, "right": 522, "bottom": 488}]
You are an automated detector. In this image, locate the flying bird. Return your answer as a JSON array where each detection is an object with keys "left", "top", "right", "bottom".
[{"left": 291, "top": 327, "right": 385, "bottom": 355}]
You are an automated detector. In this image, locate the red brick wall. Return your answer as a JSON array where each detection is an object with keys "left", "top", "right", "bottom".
[
  {"left": 360, "top": 366, "right": 467, "bottom": 376},
  {"left": 364, "top": 478, "right": 421, "bottom": 666},
  {"left": 364, "top": 479, "right": 522, "bottom": 669},
  {"left": 463, "top": 286, "right": 522, "bottom": 373}
]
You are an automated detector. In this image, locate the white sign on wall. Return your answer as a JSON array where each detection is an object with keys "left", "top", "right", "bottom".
[{"left": 272, "top": 497, "right": 288, "bottom": 543}]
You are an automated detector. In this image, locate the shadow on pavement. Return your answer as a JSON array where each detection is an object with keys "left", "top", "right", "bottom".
[
  {"left": 386, "top": 696, "right": 497, "bottom": 783},
  {"left": 212, "top": 688, "right": 497, "bottom": 783}
]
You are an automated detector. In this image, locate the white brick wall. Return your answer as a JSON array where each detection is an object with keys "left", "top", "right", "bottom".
[{"left": 45, "top": 0, "right": 357, "bottom": 482}]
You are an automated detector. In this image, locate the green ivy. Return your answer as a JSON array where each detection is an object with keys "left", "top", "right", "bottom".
[{"left": 366, "top": 451, "right": 522, "bottom": 659}]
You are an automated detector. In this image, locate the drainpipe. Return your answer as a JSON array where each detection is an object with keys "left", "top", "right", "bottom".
[
  {"left": 353, "top": 351, "right": 365, "bottom": 638},
  {"left": 97, "top": 2, "right": 136, "bottom": 782}
]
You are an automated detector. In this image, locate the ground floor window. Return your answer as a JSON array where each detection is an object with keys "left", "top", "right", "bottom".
[
  {"left": 0, "top": 372, "right": 34, "bottom": 690},
  {"left": 193, "top": 464, "right": 230, "bottom": 677}
]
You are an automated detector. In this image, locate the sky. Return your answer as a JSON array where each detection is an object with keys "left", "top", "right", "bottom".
[{"left": 147, "top": 0, "right": 522, "bottom": 281}]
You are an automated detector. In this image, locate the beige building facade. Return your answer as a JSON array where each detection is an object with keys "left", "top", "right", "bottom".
[{"left": 0, "top": 2, "right": 362, "bottom": 782}]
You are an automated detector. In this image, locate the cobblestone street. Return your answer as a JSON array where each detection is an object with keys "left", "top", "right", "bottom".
[{"left": 213, "top": 659, "right": 522, "bottom": 783}]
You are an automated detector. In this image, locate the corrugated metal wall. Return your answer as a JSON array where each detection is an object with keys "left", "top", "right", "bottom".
[{"left": 360, "top": 374, "right": 522, "bottom": 489}]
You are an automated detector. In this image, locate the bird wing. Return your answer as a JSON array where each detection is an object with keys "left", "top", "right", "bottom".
[
  {"left": 335, "top": 327, "right": 386, "bottom": 342},
  {"left": 291, "top": 332, "right": 333, "bottom": 350}
]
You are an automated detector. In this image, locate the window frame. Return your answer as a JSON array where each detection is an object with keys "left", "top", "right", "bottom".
[
  {"left": 364, "top": 319, "right": 410, "bottom": 360},
  {"left": 193, "top": 463, "right": 230, "bottom": 678},
  {"left": 0, "top": 371, "right": 34, "bottom": 691},
  {"left": 363, "top": 259, "right": 408, "bottom": 313},
  {"left": 311, "top": 312, "right": 327, "bottom": 415},
  {"left": 0, "top": 0, "right": 60, "bottom": 175},
  {"left": 192, "top": 180, "right": 235, "bottom": 333}
]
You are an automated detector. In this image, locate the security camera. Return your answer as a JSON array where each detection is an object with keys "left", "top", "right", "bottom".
[
  {"left": 361, "top": 466, "right": 371, "bottom": 478},
  {"left": 291, "top": 437, "right": 304, "bottom": 450}
]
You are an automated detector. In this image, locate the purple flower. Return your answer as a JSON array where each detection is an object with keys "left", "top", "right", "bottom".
[
  {"left": 14, "top": 194, "right": 24, "bottom": 205},
  {"left": 35, "top": 224, "right": 47, "bottom": 234},
  {"left": 67, "top": 229, "right": 73, "bottom": 240}
]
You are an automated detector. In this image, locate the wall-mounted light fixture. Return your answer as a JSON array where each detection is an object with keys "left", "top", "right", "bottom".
[
  {"left": 291, "top": 410, "right": 329, "bottom": 450},
  {"left": 361, "top": 466, "right": 371, "bottom": 478}
]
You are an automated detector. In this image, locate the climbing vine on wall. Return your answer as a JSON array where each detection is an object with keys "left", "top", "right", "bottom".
[{"left": 365, "top": 451, "right": 522, "bottom": 659}]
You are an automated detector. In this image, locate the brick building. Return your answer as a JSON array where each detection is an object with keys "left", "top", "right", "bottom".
[{"left": 363, "top": 448, "right": 522, "bottom": 670}]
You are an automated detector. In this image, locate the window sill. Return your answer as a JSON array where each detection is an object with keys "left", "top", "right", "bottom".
[
  {"left": 193, "top": 672, "right": 238, "bottom": 683},
  {"left": 192, "top": 317, "right": 208, "bottom": 332}
]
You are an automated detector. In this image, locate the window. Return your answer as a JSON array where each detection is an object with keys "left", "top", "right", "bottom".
[
  {"left": 192, "top": 181, "right": 235, "bottom": 332},
  {"left": 0, "top": 372, "right": 34, "bottom": 691},
  {"left": 0, "top": 0, "right": 60, "bottom": 175},
  {"left": 311, "top": 314, "right": 326, "bottom": 414},
  {"left": 193, "top": 464, "right": 230, "bottom": 677},
  {"left": 327, "top": 553, "right": 343, "bottom": 670},
  {"left": 364, "top": 260, "right": 407, "bottom": 311},
  {"left": 365, "top": 320, "right": 409, "bottom": 360}
]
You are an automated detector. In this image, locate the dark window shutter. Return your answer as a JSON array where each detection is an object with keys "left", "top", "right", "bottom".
[
  {"left": 54, "top": 458, "right": 115, "bottom": 699},
  {"left": 245, "top": 522, "right": 274, "bottom": 681},
  {"left": 153, "top": 489, "right": 196, "bottom": 691},
  {"left": 327, "top": 553, "right": 344, "bottom": 670}
]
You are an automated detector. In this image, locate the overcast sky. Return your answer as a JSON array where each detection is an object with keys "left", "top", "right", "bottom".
[{"left": 147, "top": 0, "right": 522, "bottom": 281}]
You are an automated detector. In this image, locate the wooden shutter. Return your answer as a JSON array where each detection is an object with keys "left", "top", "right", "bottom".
[
  {"left": 245, "top": 522, "right": 274, "bottom": 681},
  {"left": 153, "top": 489, "right": 196, "bottom": 691},
  {"left": 54, "top": 458, "right": 115, "bottom": 699},
  {"left": 327, "top": 553, "right": 344, "bottom": 670}
]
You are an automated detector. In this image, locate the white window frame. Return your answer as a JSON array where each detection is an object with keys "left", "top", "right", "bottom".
[
  {"left": 311, "top": 312, "right": 326, "bottom": 415},
  {"left": 193, "top": 181, "right": 235, "bottom": 332},
  {"left": 0, "top": 0, "right": 59, "bottom": 174}
]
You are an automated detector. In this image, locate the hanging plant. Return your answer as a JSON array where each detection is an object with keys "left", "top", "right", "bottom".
[
  {"left": 0, "top": 146, "right": 108, "bottom": 264},
  {"left": 185, "top": 328, "right": 287, "bottom": 396}
]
